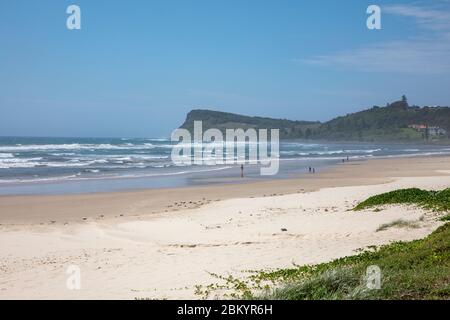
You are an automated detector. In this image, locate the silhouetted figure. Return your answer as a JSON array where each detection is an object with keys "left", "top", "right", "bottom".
[
  {"left": 347, "top": 156, "right": 349, "bottom": 161},
  {"left": 240, "top": 164, "right": 244, "bottom": 178},
  {"left": 309, "top": 167, "right": 312, "bottom": 173},
  {"left": 312, "top": 168, "right": 315, "bottom": 174}
]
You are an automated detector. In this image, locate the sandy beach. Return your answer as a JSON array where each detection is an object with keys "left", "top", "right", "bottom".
[{"left": 1, "top": 156, "right": 450, "bottom": 299}]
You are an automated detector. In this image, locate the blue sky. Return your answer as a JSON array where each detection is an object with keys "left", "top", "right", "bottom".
[{"left": 1, "top": 0, "right": 450, "bottom": 137}]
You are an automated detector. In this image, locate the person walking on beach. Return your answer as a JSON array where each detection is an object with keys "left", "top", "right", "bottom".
[{"left": 240, "top": 164, "right": 244, "bottom": 178}]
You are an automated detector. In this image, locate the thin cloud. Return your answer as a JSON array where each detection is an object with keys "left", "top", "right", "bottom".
[
  {"left": 384, "top": 4, "right": 450, "bottom": 31},
  {"left": 298, "top": 4, "right": 450, "bottom": 74}
]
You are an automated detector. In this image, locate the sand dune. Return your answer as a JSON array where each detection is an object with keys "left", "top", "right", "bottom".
[{"left": 0, "top": 156, "right": 449, "bottom": 299}]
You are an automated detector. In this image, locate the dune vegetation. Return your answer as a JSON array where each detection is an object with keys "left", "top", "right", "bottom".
[{"left": 195, "top": 189, "right": 450, "bottom": 300}]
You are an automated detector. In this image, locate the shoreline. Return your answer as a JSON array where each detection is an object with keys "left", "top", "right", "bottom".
[
  {"left": 2, "top": 144, "right": 450, "bottom": 196},
  {"left": 1, "top": 155, "right": 450, "bottom": 226}
]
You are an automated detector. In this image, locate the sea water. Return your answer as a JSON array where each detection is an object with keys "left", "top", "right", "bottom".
[{"left": 1, "top": 136, "right": 449, "bottom": 195}]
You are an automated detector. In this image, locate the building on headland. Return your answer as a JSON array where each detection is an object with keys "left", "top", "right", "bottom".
[
  {"left": 408, "top": 124, "right": 447, "bottom": 137},
  {"left": 428, "top": 126, "right": 447, "bottom": 136},
  {"left": 408, "top": 124, "right": 427, "bottom": 131}
]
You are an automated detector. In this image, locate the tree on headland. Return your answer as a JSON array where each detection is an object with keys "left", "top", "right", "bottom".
[{"left": 402, "top": 95, "right": 408, "bottom": 106}]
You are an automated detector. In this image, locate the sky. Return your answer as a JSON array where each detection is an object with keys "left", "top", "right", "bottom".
[{"left": 1, "top": 0, "right": 450, "bottom": 138}]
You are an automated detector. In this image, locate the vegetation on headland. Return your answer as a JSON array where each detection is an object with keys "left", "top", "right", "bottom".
[
  {"left": 180, "top": 96, "right": 450, "bottom": 142},
  {"left": 353, "top": 188, "right": 450, "bottom": 212},
  {"left": 180, "top": 109, "right": 319, "bottom": 139},
  {"left": 193, "top": 188, "right": 450, "bottom": 300}
]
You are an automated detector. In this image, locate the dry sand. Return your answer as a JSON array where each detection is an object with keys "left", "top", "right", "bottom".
[{"left": 0, "top": 156, "right": 449, "bottom": 299}]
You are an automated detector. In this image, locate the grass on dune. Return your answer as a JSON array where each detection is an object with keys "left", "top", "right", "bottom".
[
  {"left": 194, "top": 188, "right": 450, "bottom": 300},
  {"left": 257, "top": 223, "right": 450, "bottom": 300},
  {"left": 194, "top": 223, "right": 450, "bottom": 300},
  {"left": 257, "top": 189, "right": 450, "bottom": 300},
  {"left": 375, "top": 219, "right": 420, "bottom": 232},
  {"left": 353, "top": 188, "right": 450, "bottom": 212}
]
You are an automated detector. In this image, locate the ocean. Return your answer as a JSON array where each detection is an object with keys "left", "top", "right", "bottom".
[{"left": 1, "top": 136, "right": 450, "bottom": 195}]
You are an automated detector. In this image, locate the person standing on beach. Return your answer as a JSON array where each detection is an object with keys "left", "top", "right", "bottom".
[{"left": 241, "top": 164, "right": 244, "bottom": 178}]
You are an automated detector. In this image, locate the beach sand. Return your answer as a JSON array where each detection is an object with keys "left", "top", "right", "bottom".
[{"left": 0, "top": 156, "right": 449, "bottom": 299}]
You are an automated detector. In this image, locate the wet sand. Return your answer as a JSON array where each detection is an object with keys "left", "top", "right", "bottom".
[{"left": 1, "top": 156, "right": 450, "bottom": 226}]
